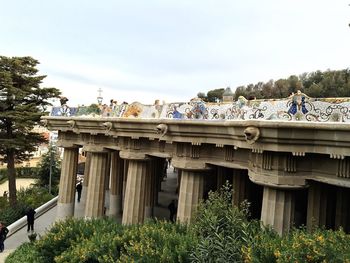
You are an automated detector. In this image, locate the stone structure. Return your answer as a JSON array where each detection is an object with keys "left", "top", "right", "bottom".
[
  {"left": 45, "top": 94, "right": 350, "bottom": 234},
  {"left": 222, "top": 87, "right": 234, "bottom": 102}
]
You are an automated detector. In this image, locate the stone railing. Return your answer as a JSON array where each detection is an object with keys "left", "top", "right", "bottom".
[
  {"left": 50, "top": 92, "right": 350, "bottom": 122},
  {"left": 7, "top": 196, "right": 58, "bottom": 237}
]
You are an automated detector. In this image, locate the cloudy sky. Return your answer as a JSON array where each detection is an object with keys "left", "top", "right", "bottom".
[{"left": 1, "top": 0, "right": 349, "bottom": 105}]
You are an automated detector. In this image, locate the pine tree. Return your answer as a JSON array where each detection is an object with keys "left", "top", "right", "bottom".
[
  {"left": 0, "top": 56, "right": 60, "bottom": 205},
  {"left": 36, "top": 145, "right": 61, "bottom": 194}
]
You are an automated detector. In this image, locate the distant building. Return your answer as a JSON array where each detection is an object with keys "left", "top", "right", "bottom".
[{"left": 222, "top": 87, "right": 234, "bottom": 102}]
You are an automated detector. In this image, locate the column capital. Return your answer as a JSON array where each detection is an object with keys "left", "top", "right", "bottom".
[
  {"left": 171, "top": 157, "right": 211, "bottom": 171},
  {"left": 56, "top": 140, "right": 80, "bottom": 149},
  {"left": 82, "top": 144, "right": 110, "bottom": 153},
  {"left": 120, "top": 150, "right": 151, "bottom": 161}
]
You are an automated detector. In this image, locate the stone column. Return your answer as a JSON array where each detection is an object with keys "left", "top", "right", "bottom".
[
  {"left": 261, "top": 187, "right": 295, "bottom": 235},
  {"left": 307, "top": 182, "right": 327, "bottom": 231},
  {"left": 85, "top": 152, "right": 109, "bottom": 218},
  {"left": 80, "top": 152, "right": 91, "bottom": 206},
  {"left": 122, "top": 159, "right": 148, "bottom": 224},
  {"left": 122, "top": 159, "right": 129, "bottom": 209},
  {"left": 154, "top": 158, "right": 163, "bottom": 205},
  {"left": 335, "top": 187, "right": 350, "bottom": 232},
  {"left": 232, "top": 169, "right": 249, "bottom": 207},
  {"left": 105, "top": 152, "right": 111, "bottom": 190},
  {"left": 144, "top": 160, "right": 156, "bottom": 218},
  {"left": 177, "top": 170, "right": 204, "bottom": 223},
  {"left": 56, "top": 147, "right": 79, "bottom": 220},
  {"left": 177, "top": 169, "right": 182, "bottom": 194},
  {"left": 109, "top": 151, "right": 124, "bottom": 218},
  {"left": 152, "top": 159, "right": 159, "bottom": 207},
  {"left": 217, "top": 166, "right": 225, "bottom": 189}
]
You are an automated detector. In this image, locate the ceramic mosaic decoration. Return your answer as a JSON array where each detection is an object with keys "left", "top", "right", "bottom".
[{"left": 50, "top": 91, "right": 350, "bottom": 122}]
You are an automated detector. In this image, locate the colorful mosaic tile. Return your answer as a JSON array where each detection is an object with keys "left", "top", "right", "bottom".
[{"left": 50, "top": 92, "right": 350, "bottom": 122}]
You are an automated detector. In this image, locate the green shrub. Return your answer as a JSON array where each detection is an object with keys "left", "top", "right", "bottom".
[
  {"left": 117, "top": 220, "right": 195, "bottom": 263},
  {"left": 0, "top": 186, "right": 54, "bottom": 226},
  {"left": 16, "top": 218, "right": 194, "bottom": 263},
  {"left": 5, "top": 242, "right": 39, "bottom": 263},
  {"left": 35, "top": 218, "right": 118, "bottom": 263},
  {"left": 0, "top": 167, "right": 39, "bottom": 179},
  {"left": 0, "top": 196, "right": 8, "bottom": 210},
  {"left": 7, "top": 184, "right": 350, "bottom": 263},
  {"left": 244, "top": 227, "right": 350, "bottom": 263},
  {"left": 190, "top": 183, "right": 265, "bottom": 263},
  {"left": 0, "top": 202, "right": 28, "bottom": 226},
  {"left": 17, "top": 187, "right": 54, "bottom": 208}
]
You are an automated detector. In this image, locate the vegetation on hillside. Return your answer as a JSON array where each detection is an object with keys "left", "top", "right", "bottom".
[{"left": 198, "top": 69, "right": 350, "bottom": 102}]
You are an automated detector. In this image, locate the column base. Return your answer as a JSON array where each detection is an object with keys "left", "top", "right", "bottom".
[
  {"left": 56, "top": 202, "right": 74, "bottom": 221},
  {"left": 109, "top": 194, "right": 122, "bottom": 218},
  {"left": 144, "top": 206, "right": 153, "bottom": 218}
]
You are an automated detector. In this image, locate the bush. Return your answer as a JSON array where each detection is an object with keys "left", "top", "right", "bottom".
[
  {"left": 244, "top": 227, "right": 350, "bottom": 263},
  {"left": 36, "top": 218, "right": 123, "bottom": 263},
  {"left": 17, "top": 187, "right": 54, "bottom": 209},
  {"left": 0, "top": 202, "right": 28, "bottom": 226},
  {"left": 6, "top": 242, "right": 39, "bottom": 263},
  {"left": 0, "top": 186, "right": 55, "bottom": 226},
  {"left": 117, "top": 220, "right": 194, "bottom": 263},
  {"left": 13, "top": 218, "right": 194, "bottom": 263},
  {"left": 0, "top": 167, "right": 39, "bottom": 179},
  {"left": 7, "top": 184, "right": 350, "bottom": 263},
  {"left": 190, "top": 183, "right": 267, "bottom": 263}
]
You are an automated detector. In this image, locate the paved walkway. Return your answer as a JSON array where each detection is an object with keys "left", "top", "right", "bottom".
[{"left": 0, "top": 167, "right": 178, "bottom": 262}]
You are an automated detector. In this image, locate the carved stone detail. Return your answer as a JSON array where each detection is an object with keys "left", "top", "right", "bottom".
[
  {"left": 67, "top": 120, "right": 75, "bottom": 129},
  {"left": 330, "top": 153, "right": 345, "bottom": 160},
  {"left": 284, "top": 154, "right": 297, "bottom": 173},
  {"left": 292, "top": 152, "right": 305, "bottom": 156},
  {"left": 102, "top": 122, "right": 113, "bottom": 134},
  {"left": 176, "top": 143, "right": 184, "bottom": 157},
  {"left": 244, "top": 126, "right": 260, "bottom": 144},
  {"left": 191, "top": 145, "right": 200, "bottom": 159},
  {"left": 156, "top": 124, "right": 168, "bottom": 138},
  {"left": 262, "top": 152, "right": 272, "bottom": 170},
  {"left": 224, "top": 146, "right": 235, "bottom": 161},
  {"left": 131, "top": 139, "right": 141, "bottom": 150},
  {"left": 252, "top": 148, "right": 263, "bottom": 154},
  {"left": 337, "top": 158, "right": 350, "bottom": 178}
]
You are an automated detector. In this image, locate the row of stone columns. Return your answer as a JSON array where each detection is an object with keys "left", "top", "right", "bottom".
[
  {"left": 56, "top": 147, "right": 350, "bottom": 234},
  {"left": 56, "top": 147, "right": 177, "bottom": 224},
  {"left": 55, "top": 147, "right": 298, "bottom": 231}
]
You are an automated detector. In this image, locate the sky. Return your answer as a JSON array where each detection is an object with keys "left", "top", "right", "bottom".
[{"left": 1, "top": 0, "right": 350, "bottom": 106}]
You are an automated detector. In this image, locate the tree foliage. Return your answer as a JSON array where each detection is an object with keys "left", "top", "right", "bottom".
[
  {"left": 198, "top": 88, "right": 225, "bottom": 102},
  {"left": 36, "top": 145, "right": 61, "bottom": 194},
  {"left": 199, "top": 69, "right": 350, "bottom": 101},
  {"left": 190, "top": 183, "right": 265, "bottom": 262},
  {"left": 0, "top": 56, "right": 60, "bottom": 205}
]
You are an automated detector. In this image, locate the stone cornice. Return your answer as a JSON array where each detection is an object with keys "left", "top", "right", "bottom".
[{"left": 42, "top": 116, "right": 350, "bottom": 157}]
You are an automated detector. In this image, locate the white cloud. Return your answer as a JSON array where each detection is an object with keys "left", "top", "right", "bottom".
[{"left": 1, "top": 0, "right": 350, "bottom": 107}]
